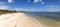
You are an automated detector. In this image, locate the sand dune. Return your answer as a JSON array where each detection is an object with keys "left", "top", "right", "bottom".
[{"left": 0, "top": 13, "right": 60, "bottom": 27}]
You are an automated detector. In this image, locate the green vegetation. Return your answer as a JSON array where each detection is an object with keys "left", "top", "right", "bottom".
[{"left": 0, "top": 9, "right": 16, "bottom": 15}]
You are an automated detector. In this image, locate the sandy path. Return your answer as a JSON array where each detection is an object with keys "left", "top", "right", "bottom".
[{"left": 0, "top": 13, "right": 60, "bottom": 27}]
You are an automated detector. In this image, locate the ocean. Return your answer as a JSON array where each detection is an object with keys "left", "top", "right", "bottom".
[{"left": 25, "top": 12, "right": 60, "bottom": 21}]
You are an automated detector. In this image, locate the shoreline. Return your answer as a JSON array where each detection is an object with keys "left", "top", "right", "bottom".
[{"left": 0, "top": 13, "right": 60, "bottom": 27}]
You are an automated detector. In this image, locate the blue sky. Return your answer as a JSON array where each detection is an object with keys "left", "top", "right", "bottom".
[{"left": 0, "top": 0, "right": 60, "bottom": 12}]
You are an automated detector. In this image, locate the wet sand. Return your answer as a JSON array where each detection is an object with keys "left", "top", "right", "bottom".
[{"left": 0, "top": 13, "right": 60, "bottom": 27}]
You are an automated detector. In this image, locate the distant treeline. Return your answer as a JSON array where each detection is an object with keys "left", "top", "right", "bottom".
[{"left": 0, "top": 9, "right": 16, "bottom": 15}]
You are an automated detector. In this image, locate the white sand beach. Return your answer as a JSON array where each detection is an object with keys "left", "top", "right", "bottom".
[{"left": 0, "top": 13, "right": 60, "bottom": 27}]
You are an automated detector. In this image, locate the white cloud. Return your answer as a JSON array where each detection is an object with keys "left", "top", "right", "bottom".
[
  {"left": 33, "top": 0, "right": 44, "bottom": 4},
  {"left": 14, "top": 8, "right": 25, "bottom": 11},
  {"left": 40, "top": 0, "right": 42, "bottom": 1},
  {"left": 0, "top": 2, "right": 6, "bottom": 6},
  {"left": 0, "top": 2, "right": 10, "bottom": 10},
  {"left": 14, "top": 8, "right": 32, "bottom": 11},
  {"left": 0, "top": 6, "right": 9, "bottom": 10},
  {"left": 27, "top": 0, "right": 30, "bottom": 3},
  {"left": 8, "top": 0, "right": 14, "bottom": 3},
  {"left": 46, "top": 5, "right": 60, "bottom": 8},
  {"left": 14, "top": 8, "right": 41, "bottom": 12},
  {"left": 40, "top": 5, "right": 60, "bottom": 12},
  {"left": 27, "top": 0, "right": 42, "bottom": 3},
  {"left": 41, "top": 1, "right": 44, "bottom": 4},
  {"left": 34, "top": 0, "right": 43, "bottom": 3},
  {"left": 34, "top": 0, "right": 40, "bottom": 3}
]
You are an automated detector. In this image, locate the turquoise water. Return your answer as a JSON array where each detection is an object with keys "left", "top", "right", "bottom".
[
  {"left": 24, "top": 12, "right": 60, "bottom": 27},
  {"left": 25, "top": 12, "right": 60, "bottom": 21}
]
